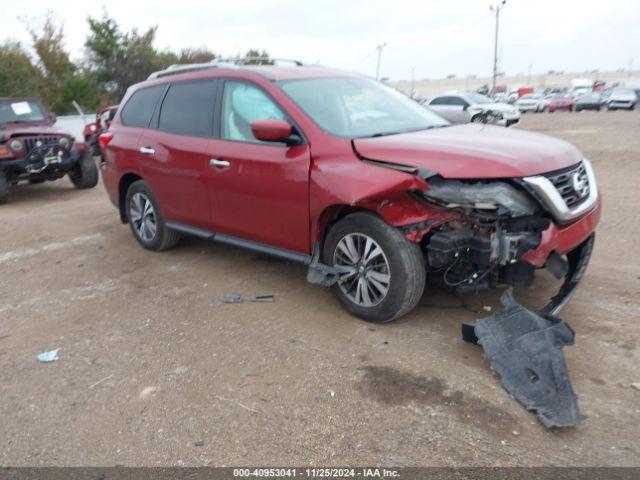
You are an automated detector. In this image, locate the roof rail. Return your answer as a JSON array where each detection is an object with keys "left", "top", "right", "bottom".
[{"left": 147, "top": 57, "right": 303, "bottom": 80}]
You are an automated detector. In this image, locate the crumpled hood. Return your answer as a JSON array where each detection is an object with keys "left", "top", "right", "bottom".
[
  {"left": 475, "top": 102, "right": 518, "bottom": 113},
  {"left": 0, "top": 124, "right": 72, "bottom": 143},
  {"left": 353, "top": 124, "right": 583, "bottom": 179}
]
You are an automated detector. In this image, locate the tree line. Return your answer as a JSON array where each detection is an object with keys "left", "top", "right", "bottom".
[{"left": 0, "top": 12, "right": 270, "bottom": 114}]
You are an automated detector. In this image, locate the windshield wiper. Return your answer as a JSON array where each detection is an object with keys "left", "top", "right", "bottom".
[
  {"left": 364, "top": 125, "right": 447, "bottom": 138},
  {"left": 0, "top": 120, "right": 36, "bottom": 126}
]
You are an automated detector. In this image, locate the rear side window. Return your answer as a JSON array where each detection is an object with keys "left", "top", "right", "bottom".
[
  {"left": 158, "top": 80, "right": 216, "bottom": 137},
  {"left": 120, "top": 85, "right": 164, "bottom": 128},
  {"left": 430, "top": 97, "right": 450, "bottom": 106}
]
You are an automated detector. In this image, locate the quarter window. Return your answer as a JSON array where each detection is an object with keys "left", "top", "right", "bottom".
[
  {"left": 159, "top": 80, "right": 216, "bottom": 137},
  {"left": 221, "top": 81, "right": 286, "bottom": 143},
  {"left": 120, "top": 85, "right": 164, "bottom": 128}
]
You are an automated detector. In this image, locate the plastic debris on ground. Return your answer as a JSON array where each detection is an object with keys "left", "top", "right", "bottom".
[
  {"left": 223, "top": 294, "right": 275, "bottom": 303},
  {"left": 36, "top": 348, "right": 61, "bottom": 363},
  {"left": 464, "top": 289, "right": 583, "bottom": 428}
]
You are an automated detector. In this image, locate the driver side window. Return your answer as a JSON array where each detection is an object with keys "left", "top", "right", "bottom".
[{"left": 221, "top": 81, "right": 286, "bottom": 143}]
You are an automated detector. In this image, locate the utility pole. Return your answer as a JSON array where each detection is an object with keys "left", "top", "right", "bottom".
[
  {"left": 410, "top": 66, "right": 416, "bottom": 98},
  {"left": 376, "top": 43, "right": 387, "bottom": 81},
  {"left": 490, "top": 1, "right": 507, "bottom": 94}
]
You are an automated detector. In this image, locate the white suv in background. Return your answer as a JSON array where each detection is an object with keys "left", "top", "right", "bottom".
[
  {"left": 427, "top": 93, "right": 520, "bottom": 126},
  {"left": 606, "top": 88, "right": 637, "bottom": 110}
]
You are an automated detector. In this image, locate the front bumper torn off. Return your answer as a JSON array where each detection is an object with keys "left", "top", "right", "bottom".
[{"left": 469, "top": 289, "right": 584, "bottom": 428}]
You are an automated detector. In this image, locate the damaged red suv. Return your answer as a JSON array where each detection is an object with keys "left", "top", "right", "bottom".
[{"left": 100, "top": 62, "right": 600, "bottom": 323}]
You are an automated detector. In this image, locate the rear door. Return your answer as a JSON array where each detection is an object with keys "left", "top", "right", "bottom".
[
  {"left": 206, "top": 79, "right": 311, "bottom": 253},
  {"left": 138, "top": 79, "right": 218, "bottom": 229}
]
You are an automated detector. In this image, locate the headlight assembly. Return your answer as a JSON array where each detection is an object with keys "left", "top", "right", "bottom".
[
  {"left": 9, "top": 139, "right": 23, "bottom": 152},
  {"left": 421, "top": 178, "right": 537, "bottom": 217},
  {"left": 58, "top": 137, "right": 70, "bottom": 149}
]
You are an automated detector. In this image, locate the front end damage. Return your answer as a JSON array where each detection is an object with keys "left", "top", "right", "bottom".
[
  {"left": 390, "top": 160, "right": 599, "bottom": 317},
  {"left": 341, "top": 157, "right": 600, "bottom": 427}
]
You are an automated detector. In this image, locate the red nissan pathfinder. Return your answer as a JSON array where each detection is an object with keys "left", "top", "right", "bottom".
[{"left": 99, "top": 60, "right": 601, "bottom": 323}]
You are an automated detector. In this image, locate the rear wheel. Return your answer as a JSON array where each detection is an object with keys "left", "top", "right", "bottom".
[
  {"left": 69, "top": 151, "right": 99, "bottom": 189},
  {"left": 125, "top": 180, "right": 180, "bottom": 251},
  {"left": 323, "top": 212, "right": 426, "bottom": 323},
  {"left": 0, "top": 172, "right": 8, "bottom": 204}
]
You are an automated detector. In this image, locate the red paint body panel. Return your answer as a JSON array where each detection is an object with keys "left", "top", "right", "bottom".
[
  {"left": 138, "top": 129, "right": 212, "bottom": 229},
  {"left": 353, "top": 124, "right": 584, "bottom": 178},
  {"left": 206, "top": 139, "right": 311, "bottom": 252}
]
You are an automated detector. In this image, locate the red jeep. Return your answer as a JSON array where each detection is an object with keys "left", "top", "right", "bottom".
[
  {"left": 100, "top": 61, "right": 600, "bottom": 323},
  {"left": 0, "top": 97, "right": 99, "bottom": 204},
  {"left": 83, "top": 105, "right": 118, "bottom": 156}
]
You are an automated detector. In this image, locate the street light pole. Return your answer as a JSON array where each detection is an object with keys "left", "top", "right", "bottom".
[
  {"left": 376, "top": 43, "right": 387, "bottom": 80},
  {"left": 491, "top": 1, "right": 506, "bottom": 94}
]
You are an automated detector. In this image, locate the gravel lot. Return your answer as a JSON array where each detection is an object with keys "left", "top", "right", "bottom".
[{"left": 1, "top": 111, "right": 639, "bottom": 467}]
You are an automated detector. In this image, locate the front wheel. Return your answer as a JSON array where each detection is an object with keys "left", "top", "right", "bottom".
[
  {"left": 323, "top": 212, "right": 426, "bottom": 323},
  {"left": 125, "top": 180, "right": 180, "bottom": 251},
  {"left": 69, "top": 151, "right": 99, "bottom": 189}
]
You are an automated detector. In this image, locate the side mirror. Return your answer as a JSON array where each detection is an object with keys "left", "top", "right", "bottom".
[
  {"left": 462, "top": 104, "right": 469, "bottom": 111},
  {"left": 47, "top": 113, "right": 57, "bottom": 124},
  {"left": 250, "top": 119, "right": 301, "bottom": 146}
]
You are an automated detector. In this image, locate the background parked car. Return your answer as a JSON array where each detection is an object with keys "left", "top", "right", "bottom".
[
  {"left": 427, "top": 93, "right": 520, "bottom": 126},
  {"left": 83, "top": 105, "right": 118, "bottom": 155},
  {"left": 515, "top": 93, "right": 547, "bottom": 112},
  {"left": 606, "top": 88, "right": 637, "bottom": 110},
  {"left": 574, "top": 93, "right": 602, "bottom": 111},
  {"left": 548, "top": 95, "right": 574, "bottom": 112}
]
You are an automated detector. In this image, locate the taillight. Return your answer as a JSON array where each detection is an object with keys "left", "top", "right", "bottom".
[{"left": 99, "top": 132, "right": 114, "bottom": 152}]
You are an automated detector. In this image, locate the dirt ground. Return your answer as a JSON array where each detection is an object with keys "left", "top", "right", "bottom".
[{"left": 1, "top": 111, "right": 639, "bottom": 467}]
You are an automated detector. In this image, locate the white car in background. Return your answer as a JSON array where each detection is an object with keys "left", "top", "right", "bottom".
[
  {"left": 427, "top": 93, "right": 520, "bottom": 126},
  {"left": 515, "top": 93, "right": 547, "bottom": 112},
  {"left": 606, "top": 88, "right": 637, "bottom": 110}
]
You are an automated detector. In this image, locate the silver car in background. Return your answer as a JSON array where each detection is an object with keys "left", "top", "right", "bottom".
[
  {"left": 606, "top": 88, "right": 637, "bottom": 110},
  {"left": 427, "top": 93, "right": 520, "bottom": 126}
]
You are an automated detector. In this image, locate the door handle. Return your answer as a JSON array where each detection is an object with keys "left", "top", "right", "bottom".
[
  {"left": 139, "top": 146, "right": 155, "bottom": 155},
  {"left": 210, "top": 158, "right": 230, "bottom": 168}
]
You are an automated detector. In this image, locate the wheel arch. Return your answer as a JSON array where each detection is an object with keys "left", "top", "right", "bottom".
[{"left": 118, "top": 172, "right": 143, "bottom": 223}]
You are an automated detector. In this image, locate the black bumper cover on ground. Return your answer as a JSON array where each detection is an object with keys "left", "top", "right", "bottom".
[{"left": 473, "top": 289, "right": 583, "bottom": 427}]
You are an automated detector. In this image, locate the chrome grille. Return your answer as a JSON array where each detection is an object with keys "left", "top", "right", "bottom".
[
  {"left": 23, "top": 136, "right": 61, "bottom": 154},
  {"left": 544, "top": 162, "right": 590, "bottom": 208}
]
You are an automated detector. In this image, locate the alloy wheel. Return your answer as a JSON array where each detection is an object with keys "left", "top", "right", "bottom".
[
  {"left": 333, "top": 233, "right": 391, "bottom": 307},
  {"left": 129, "top": 192, "right": 157, "bottom": 242}
]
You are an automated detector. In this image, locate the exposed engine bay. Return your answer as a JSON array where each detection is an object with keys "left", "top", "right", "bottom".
[{"left": 407, "top": 175, "right": 594, "bottom": 316}]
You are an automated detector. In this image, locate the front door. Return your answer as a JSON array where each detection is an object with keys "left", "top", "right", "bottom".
[{"left": 206, "top": 79, "right": 311, "bottom": 253}]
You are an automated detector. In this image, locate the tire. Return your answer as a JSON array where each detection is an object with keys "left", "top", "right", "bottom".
[
  {"left": 470, "top": 114, "right": 486, "bottom": 123},
  {"left": 125, "top": 180, "right": 180, "bottom": 251},
  {"left": 69, "top": 151, "right": 99, "bottom": 189},
  {"left": 28, "top": 178, "right": 46, "bottom": 184},
  {"left": 630, "top": 104, "right": 635, "bottom": 111},
  {"left": 0, "top": 172, "right": 8, "bottom": 205},
  {"left": 322, "top": 212, "right": 426, "bottom": 323}
]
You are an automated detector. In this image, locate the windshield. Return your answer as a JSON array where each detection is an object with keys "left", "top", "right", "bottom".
[
  {"left": 464, "top": 93, "right": 492, "bottom": 104},
  {"left": 279, "top": 77, "right": 449, "bottom": 138},
  {"left": 0, "top": 100, "right": 46, "bottom": 126}
]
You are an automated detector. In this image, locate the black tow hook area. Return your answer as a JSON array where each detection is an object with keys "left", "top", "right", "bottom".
[{"left": 464, "top": 289, "right": 583, "bottom": 428}]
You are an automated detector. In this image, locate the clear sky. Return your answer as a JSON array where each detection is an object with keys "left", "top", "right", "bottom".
[{"left": 2, "top": 0, "right": 638, "bottom": 80}]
